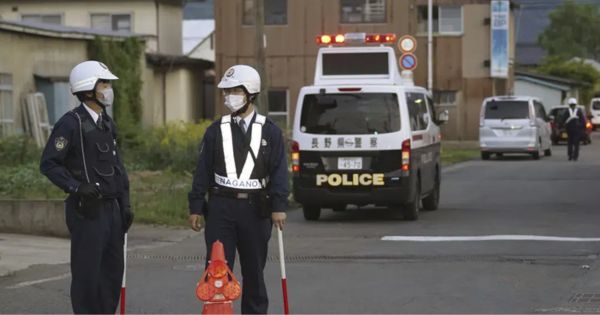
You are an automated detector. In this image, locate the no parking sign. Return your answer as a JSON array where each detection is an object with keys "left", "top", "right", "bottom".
[{"left": 399, "top": 53, "right": 417, "bottom": 71}]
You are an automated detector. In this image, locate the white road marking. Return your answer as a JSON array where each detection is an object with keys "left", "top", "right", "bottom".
[
  {"left": 381, "top": 235, "right": 600, "bottom": 242},
  {"left": 6, "top": 273, "right": 71, "bottom": 289}
]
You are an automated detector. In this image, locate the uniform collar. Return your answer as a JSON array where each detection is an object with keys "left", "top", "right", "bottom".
[
  {"left": 82, "top": 103, "right": 101, "bottom": 123},
  {"left": 234, "top": 110, "right": 255, "bottom": 127}
]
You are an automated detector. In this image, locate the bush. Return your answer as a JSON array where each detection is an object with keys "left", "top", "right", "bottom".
[
  {"left": 0, "top": 162, "right": 64, "bottom": 199},
  {"left": 123, "top": 120, "right": 212, "bottom": 172},
  {"left": 0, "top": 136, "right": 42, "bottom": 167}
]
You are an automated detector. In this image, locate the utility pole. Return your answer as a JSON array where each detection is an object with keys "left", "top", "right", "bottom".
[
  {"left": 427, "top": 0, "right": 433, "bottom": 93},
  {"left": 255, "top": 0, "right": 269, "bottom": 114}
]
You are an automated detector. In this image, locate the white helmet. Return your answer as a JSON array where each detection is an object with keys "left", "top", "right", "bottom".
[
  {"left": 568, "top": 97, "right": 578, "bottom": 105},
  {"left": 69, "top": 60, "right": 118, "bottom": 94},
  {"left": 217, "top": 65, "right": 260, "bottom": 94}
]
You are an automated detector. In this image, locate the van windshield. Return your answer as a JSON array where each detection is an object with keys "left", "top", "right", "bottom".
[
  {"left": 485, "top": 100, "right": 530, "bottom": 119},
  {"left": 300, "top": 93, "right": 400, "bottom": 134},
  {"left": 593, "top": 100, "right": 600, "bottom": 110}
]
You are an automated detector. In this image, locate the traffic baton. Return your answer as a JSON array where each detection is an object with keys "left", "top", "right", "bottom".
[
  {"left": 120, "top": 233, "right": 128, "bottom": 315},
  {"left": 277, "top": 227, "right": 290, "bottom": 315}
]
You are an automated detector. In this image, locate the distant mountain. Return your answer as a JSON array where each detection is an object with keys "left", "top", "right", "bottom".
[
  {"left": 514, "top": 0, "right": 600, "bottom": 66},
  {"left": 183, "top": 0, "right": 214, "bottom": 20}
]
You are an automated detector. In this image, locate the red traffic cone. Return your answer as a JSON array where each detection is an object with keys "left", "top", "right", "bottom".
[{"left": 196, "top": 240, "right": 241, "bottom": 315}]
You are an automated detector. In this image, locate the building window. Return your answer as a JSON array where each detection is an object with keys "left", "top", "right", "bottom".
[
  {"left": 267, "top": 89, "right": 288, "bottom": 129},
  {"left": 91, "top": 13, "right": 132, "bottom": 32},
  {"left": 433, "top": 90, "right": 457, "bottom": 106},
  {"left": 21, "top": 14, "right": 62, "bottom": 25},
  {"left": 417, "top": 5, "right": 463, "bottom": 35},
  {"left": 340, "top": 0, "right": 386, "bottom": 23},
  {"left": 243, "top": 0, "right": 287, "bottom": 25},
  {"left": 0, "top": 73, "right": 14, "bottom": 137}
]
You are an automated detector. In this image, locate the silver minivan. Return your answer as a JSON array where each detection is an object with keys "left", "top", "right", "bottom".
[{"left": 479, "top": 96, "right": 552, "bottom": 160}]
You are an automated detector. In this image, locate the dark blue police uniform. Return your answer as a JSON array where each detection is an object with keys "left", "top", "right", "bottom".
[
  {"left": 566, "top": 107, "right": 585, "bottom": 161},
  {"left": 40, "top": 104, "right": 131, "bottom": 314},
  {"left": 189, "top": 112, "right": 289, "bottom": 314}
]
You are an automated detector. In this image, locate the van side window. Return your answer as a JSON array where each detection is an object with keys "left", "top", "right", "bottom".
[
  {"left": 406, "top": 92, "right": 429, "bottom": 131},
  {"left": 427, "top": 95, "right": 437, "bottom": 125},
  {"left": 534, "top": 101, "right": 548, "bottom": 121}
]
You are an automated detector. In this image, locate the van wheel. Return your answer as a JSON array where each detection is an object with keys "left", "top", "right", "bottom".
[
  {"left": 544, "top": 148, "right": 552, "bottom": 156},
  {"left": 303, "top": 206, "right": 321, "bottom": 221},
  {"left": 532, "top": 151, "right": 540, "bottom": 160},
  {"left": 332, "top": 205, "right": 346, "bottom": 212},
  {"left": 403, "top": 179, "right": 421, "bottom": 220},
  {"left": 481, "top": 152, "right": 490, "bottom": 160},
  {"left": 422, "top": 171, "right": 440, "bottom": 211}
]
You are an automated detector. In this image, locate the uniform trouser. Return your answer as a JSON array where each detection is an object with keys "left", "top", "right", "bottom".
[
  {"left": 65, "top": 196, "right": 124, "bottom": 314},
  {"left": 567, "top": 133, "right": 580, "bottom": 160},
  {"left": 204, "top": 195, "right": 272, "bottom": 314}
]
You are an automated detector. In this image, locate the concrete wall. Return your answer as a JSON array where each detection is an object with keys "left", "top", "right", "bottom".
[
  {"left": 0, "top": 200, "right": 68, "bottom": 237},
  {"left": 157, "top": 2, "right": 182, "bottom": 55},
  {"left": 0, "top": 31, "right": 87, "bottom": 134},
  {"left": 164, "top": 67, "right": 203, "bottom": 122}
]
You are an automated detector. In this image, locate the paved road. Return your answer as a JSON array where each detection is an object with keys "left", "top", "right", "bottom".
[{"left": 1, "top": 133, "right": 600, "bottom": 314}]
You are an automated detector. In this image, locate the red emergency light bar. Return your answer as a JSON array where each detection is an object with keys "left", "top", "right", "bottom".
[{"left": 316, "top": 33, "right": 397, "bottom": 45}]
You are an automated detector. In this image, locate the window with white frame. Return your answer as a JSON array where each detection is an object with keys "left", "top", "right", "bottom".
[
  {"left": 91, "top": 13, "right": 132, "bottom": 32},
  {"left": 0, "top": 73, "right": 14, "bottom": 137},
  {"left": 417, "top": 5, "right": 463, "bottom": 35},
  {"left": 433, "top": 90, "right": 457, "bottom": 106},
  {"left": 21, "top": 14, "right": 62, "bottom": 25},
  {"left": 267, "top": 89, "right": 288, "bottom": 129},
  {"left": 243, "top": 0, "right": 288, "bottom": 25},
  {"left": 340, "top": 0, "right": 386, "bottom": 23}
]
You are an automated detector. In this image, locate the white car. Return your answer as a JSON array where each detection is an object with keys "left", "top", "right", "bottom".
[
  {"left": 479, "top": 96, "right": 552, "bottom": 160},
  {"left": 590, "top": 98, "right": 600, "bottom": 130}
]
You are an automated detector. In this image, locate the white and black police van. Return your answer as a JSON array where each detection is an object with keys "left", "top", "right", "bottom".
[{"left": 291, "top": 33, "right": 448, "bottom": 221}]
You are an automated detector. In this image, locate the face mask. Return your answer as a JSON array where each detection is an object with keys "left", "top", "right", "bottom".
[
  {"left": 224, "top": 94, "right": 246, "bottom": 112},
  {"left": 98, "top": 88, "right": 114, "bottom": 107}
]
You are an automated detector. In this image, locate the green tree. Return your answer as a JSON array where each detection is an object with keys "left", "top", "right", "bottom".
[
  {"left": 538, "top": 1, "right": 600, "bottom": 60},
  {"left": 538, "top": 56, "right": 600, "bottom": 105},
  {"left": 88, "top": 37, "right": 144, "bottom": 145}
]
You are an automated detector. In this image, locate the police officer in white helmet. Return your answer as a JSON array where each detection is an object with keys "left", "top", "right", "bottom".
[
  {"left": 40, "top": 60, "right": 133, "bottom": 313},
  {"left": 188, "top": 65, "right": 288, "bottom": 314},
  {"left": 565, "top": 97, "right": 586, "bottom": 161}
]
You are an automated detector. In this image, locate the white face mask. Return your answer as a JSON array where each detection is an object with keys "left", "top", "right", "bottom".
[
  {"left": 98, "top": 88, "right": 114, "bottom": 107},
  {"left": 224, "top": 94, "right": 246, "bottom": 112}
]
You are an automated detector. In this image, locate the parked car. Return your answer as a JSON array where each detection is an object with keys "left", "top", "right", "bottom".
[
  {"left": 549, "top": 105, "right": 592, "bottom": 145},
  {"left": 590, "top": 98, "right": 600, "bottom": 130},
  {"left": 479, "top": 96, "right": 552, "bottom": 160}
]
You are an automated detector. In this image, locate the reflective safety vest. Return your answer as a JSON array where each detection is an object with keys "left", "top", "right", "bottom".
[
  {"left": 566, "top": 107, "right": 580, "bottom": 124},
  {"left": 215, "top": 114, "right": 267, "bottom": 191}
]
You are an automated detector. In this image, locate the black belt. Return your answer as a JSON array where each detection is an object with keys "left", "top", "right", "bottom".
[{"left": 209, "top": 188, "right": 257, "bottom": 200}]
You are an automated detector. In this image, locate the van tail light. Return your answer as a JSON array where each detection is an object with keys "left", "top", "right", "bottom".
[
  {"left": 291, "top": 141, "right": 300, "bottom": 173},
  {"left": 401, "top": 139, "right": 411, "bottom": 173}
]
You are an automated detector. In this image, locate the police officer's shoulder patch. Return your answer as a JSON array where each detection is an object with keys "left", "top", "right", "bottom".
[{"left": 55, "top": 136, "right": 68, "bottom": 151}]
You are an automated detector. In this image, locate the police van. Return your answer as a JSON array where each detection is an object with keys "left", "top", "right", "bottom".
[{"left": 291, "top": 33, "right": 449, "bottom": 221}]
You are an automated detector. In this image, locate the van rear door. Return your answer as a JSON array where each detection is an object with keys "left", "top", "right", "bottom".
[
  {"left": 482, "top": 99, "right": 532, "bottom": 138},
  {"left": 294, "top": 91, "right": 404, "bottom": 190}
]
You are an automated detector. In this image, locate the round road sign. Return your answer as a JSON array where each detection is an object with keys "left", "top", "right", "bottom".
[
  {"left": 398, "top": 35, "right": 417, "bottom": 53},
  {"left": 399, "top": 53, "right": 418, "bottom": 71}
]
